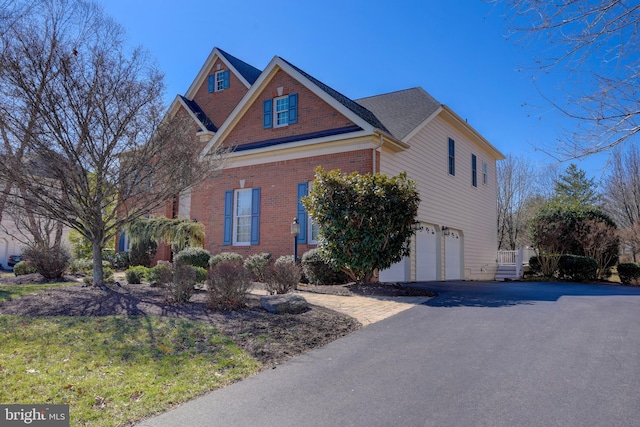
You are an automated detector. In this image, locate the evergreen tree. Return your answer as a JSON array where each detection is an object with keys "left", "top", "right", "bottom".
[{"left": 553, "top": 163, "right": 599, "bottom": 206}]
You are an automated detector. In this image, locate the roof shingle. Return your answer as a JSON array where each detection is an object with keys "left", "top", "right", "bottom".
[
  {"left": 217, "top": 48, "right": 262, "bottom": 85},
  {"left": 280, "top": 58, "right": 391, "bottom": 134},
  {"left": 355, "top": 88, "right": 442, "bottom": 141}
]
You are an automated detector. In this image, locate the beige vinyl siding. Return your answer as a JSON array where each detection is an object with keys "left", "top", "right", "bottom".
[{"left": 380, "top": 114, "right": 499, "bottom": 280}]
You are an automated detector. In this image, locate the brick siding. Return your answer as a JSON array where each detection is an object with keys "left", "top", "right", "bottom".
[
  {"left": 190, "top": 149, "right": 374, "bottom": 260},
  {"left": 222, "top": 69, "right": 357, "bottom": 149}
]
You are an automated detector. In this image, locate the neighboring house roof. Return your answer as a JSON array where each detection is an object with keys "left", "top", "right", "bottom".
[
  {"left": 217, "top": 48, "right": 262, "bottom": 85},
  {"left": 356, "top": 87, "right": 441, "bottom": 141},
  {"left": 179, "top": 96, "right": 217, "bottom": 132},
  {"left": 281, "top": 58, "right": 390, "bottom": 134}
]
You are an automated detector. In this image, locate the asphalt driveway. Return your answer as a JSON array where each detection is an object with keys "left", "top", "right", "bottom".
[{"left": 139, "top": 281, "right": 640, "bottom": 427}]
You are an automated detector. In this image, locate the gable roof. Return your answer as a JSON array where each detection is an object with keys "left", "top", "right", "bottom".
[
  {"left": 179, "top": 96, "right": 217, "bottom": 132},
  {"left": 185, "top": 47, "right": 262, "bottom": 99},
  {"left": 217, "top": 48, "right": 262, "bottom": 85},
  {"left": 200, "top": 56, "right": 411, "bottom": 157},
  {"left": 356, "top": 87, "right": 441, "bottom": 141},
  {"left": 281, "top": 58, "right": 390, "bottom": 134}
]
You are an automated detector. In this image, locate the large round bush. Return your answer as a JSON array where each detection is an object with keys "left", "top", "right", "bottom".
[{"left": 174, "top": 247, "right": 211, "bottom": 269}]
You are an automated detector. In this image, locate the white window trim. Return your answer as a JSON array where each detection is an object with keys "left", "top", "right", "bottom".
[
  {"left": 215, "top": 70, "right": 225, "bottom": 92},
  {"left": 482, "top": 162, "right": 488, "bottom": 185},
  {"left": 232, "top": 188, "right": 252, "bottom": 246},
  {"left": 274, "top": 95, "right": 289, "bottom": 128}
]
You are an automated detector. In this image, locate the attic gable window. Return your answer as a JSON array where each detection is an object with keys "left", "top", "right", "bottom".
[
  {"left": 207, "top": 70, "right": 230, "bottom": 93},
  {"left": 275, "top": 96, "right": 289, "bottom": 127},
  {"left": 263, "top": 93, "right": 298, "bottom": 129}
]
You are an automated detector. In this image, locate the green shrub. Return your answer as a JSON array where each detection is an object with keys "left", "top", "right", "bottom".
[
  {"left": 275, "top": 255, "right": 294, "bottom": 266},
  {"left": 301, "top": 249, "right": 350, "bottom": 285},
  {"left": 264, "top": 261, "right": 302, "bottom": 295},
  {"left": 209, "top": 252, "right": 243, "bottom": 268},
  {"left": 21, "top": 245, "right": 71, "bottom": 279},
  {"left": 125, "top": 265, "right": 149, "bottom": 284},
  {"left": 69, "top": 258, "right": 93, "bottom": 274},
  {"left": 617, "top": 263, "right": 640, "bottom": 285},
  {"left": 69, "top": 259, "right": 110, "bottom": 274},
  {"left": 103, "top": 251, "right": 130, "bottom": 270},
  {"left": 192, "top": 266, "right": 208, "bottom": 283},
  {"left": 207, "top": 261, "right": 252, "bottom": 310},
  {"left": 13, "top": 260, "right": 38, "bottom": 276},
  {"left": 528, "top": 256, "right": 542, "bottom": 275},
  {"left": 128, "top": 239, "right": 157, "bottom": 268},
  {"left": 166, "top": 263, "right": 197, "bottom": 304},
  {"left": 557, "top": 255, "right": 597, "bottom": 282},
  {"left": 244, "top": 253, "right": 271, "bottom": 281},
  {"left": 83, "top": 266, "right": 115, "bottom": 285},
  {"left": 174, "top": 247, "right": 211, "bottom": 269},
  {"left": 147, "top": 263, "right": 172, "bottom": 285}
]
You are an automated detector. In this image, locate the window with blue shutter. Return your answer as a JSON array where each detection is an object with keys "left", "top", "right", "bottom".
[
  {"left": 250, "top": 188, "right": 261, "bottom": 245},
  {"left": 223, "top": 70, "right": 230, "bottom": 89},
  {"left": 208, "top": 75, "right": 215, "bottom": 93},
  {"left": 297, "top": 182, "right": 308, "bottom": 243},
  {"left": 118, "top": 231, "right": 126, "bottom": 252},
  {"left": 263, "top": 100, "right": 272, "bottom": 129},
  {"left": 288, "top": 93, "right": 298, "bottom": 124},
  {"left": 223, "top": 190, "right": 233, "bottom": 245}
]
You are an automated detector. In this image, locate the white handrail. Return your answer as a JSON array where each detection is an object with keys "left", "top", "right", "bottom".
[{"left": 497, "top": 250, "right": 517, "bottom": 265}]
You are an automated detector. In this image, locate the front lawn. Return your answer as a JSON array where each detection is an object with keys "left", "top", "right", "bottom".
[
  {"left": 0, "top": 315, "right": 259, "bottom": 426},
  {"left": 0, "top": 281, "right": 72, "bottom": 302}
]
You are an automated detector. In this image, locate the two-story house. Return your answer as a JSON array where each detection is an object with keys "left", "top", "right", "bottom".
[{"left": 150, "top": 47, "right": 504, "bottom": 281}]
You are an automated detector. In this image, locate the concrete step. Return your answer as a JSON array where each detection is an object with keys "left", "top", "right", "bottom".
[{"left": 495, "top": 265, "right": 520, "bottom": 281}]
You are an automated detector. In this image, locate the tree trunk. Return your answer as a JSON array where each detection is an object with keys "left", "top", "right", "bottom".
[{"left": 92, "top": 240, "right": 104, "bottom": 287}]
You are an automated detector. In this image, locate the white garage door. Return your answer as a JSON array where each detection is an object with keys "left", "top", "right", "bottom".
[
  {"left": 445, "top": 231, "right": 462, "bottom": 280},
  {"left": 378, "top": 257, "right": 408, "bottom": 283},
  {"left": 416, "top": 226, "right": 437, "bottom": 281}
]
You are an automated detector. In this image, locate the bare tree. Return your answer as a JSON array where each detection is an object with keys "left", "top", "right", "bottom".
[
  {"left": 494, "top": 1, "right": 640, "bottom": 158},
  {"left": 497, "top": 154, "right": 539, "bottom": 249},
  {"left": 0, "top": 0, "right": 222, "bottom": 286},
  {"left": 603, "top": 145, "right": 640, "bottom": 259}
]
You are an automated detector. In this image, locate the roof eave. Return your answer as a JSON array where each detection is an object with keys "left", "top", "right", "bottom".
[{"left": 441, "top": 106, "right": 506, "bottom": 160}]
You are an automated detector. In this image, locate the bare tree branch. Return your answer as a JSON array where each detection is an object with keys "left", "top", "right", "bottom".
[
  {"left": 493, "top": 0, "right": 640, "bottom": 158},
  {"left": 0, "top": 0, "right": 224, "bottom": 285}
]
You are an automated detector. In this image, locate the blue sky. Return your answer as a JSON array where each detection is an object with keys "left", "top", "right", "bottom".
[{"left": 100, "top": 0, "right": 609, "bottom": 183}]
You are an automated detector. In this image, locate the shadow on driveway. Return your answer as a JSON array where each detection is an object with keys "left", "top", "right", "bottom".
[{"left": 405, "top": 280, "right": 640, "bottom": 308}]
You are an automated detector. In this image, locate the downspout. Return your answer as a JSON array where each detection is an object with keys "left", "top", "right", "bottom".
[{"left": 373, "top": 133, "right": 383, "bottom": 174}]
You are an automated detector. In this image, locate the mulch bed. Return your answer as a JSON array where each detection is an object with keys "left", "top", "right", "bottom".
[
  {"left": 0, "top": 274, "right": 360, "bottom": 368},
  {"left": 297, "top": 282, "right": 437, "bottom": 297},
  {"left": 0, "top": 274, "right": 436, "bottom": 368}
]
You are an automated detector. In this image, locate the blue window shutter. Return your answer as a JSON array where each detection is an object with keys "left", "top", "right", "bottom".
[
  {"left": 208, "top": 75, "right": 214, "bottom": 93},
  {"left": 250, "top": 188, "right": 261, "bottom": 245},
  {"left": 118, "top": 232, "right": 126, "bottom": 252},
  {"left": 223, "top": 190, "right": 233, "bottom": 245},
  {"left": 223, "top": 70, "right": 230, "bottom": 89},
  {"left": 263, "top": 99, "right": 272, "bottom": 129},
  {"left": 297, "top": 182, "right": 308, "bottom": 243},
  {"left": 288, "top": 93, "right": 298, "bottom": 124}
]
